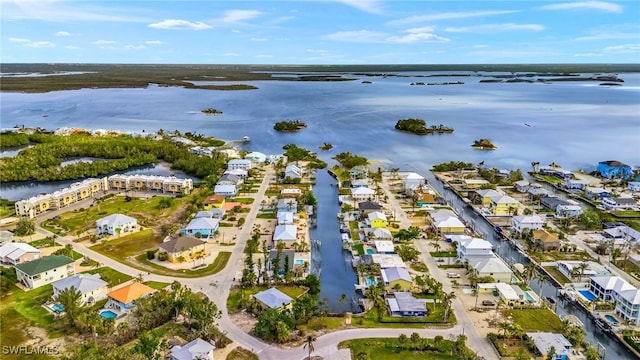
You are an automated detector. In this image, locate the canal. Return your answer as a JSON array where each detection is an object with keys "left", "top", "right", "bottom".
[
  {"left": 310, "top": 169, "right": 360, "bottom": 313},
  {"left": 425, "top": 172, "right": 635, "bottom": 360}
]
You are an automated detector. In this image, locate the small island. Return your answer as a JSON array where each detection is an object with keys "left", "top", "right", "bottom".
[
  {"left": 394, "top": 118, "right": 454, "bottom": 135},
  {"left": 273, "top": 120, "right": 307, "bottom": 132},
  {"left": 472, "top": 138, "right": 498, "bottom": 150},
  {"left": 201, "top": 108, "right": 223, "bottom": 115},
  {"left": 319, "top": 143, "right": 333, "bottom": 150}
]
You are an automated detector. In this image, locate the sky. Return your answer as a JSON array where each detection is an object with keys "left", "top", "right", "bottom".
[{"left": 1, "top": 0, "right": 639, "bottom": 64}]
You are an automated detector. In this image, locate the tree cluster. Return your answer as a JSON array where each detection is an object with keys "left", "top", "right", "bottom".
[
  {"left": 332, "top": 151, "right": 368, "bottom": 169},
  {"left": 273, "top": 120, "right": 307, "bottom": 132},
  {"left": 395, "top": 118, "right": 454, "bottom": 135},
  {"left": 432, "top": 161, "right": 474, "bottom": 172}
]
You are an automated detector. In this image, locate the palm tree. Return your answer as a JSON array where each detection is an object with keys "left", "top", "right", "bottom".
[
  {"left": 54, "top": 287, "right": 83, "bottom": 328},
  {"left": 366, "top": 284, "right": 386, "bottom": 321},
  {"left": 441, "top": 291, "right": 456, "bottom": 322},
  {"left": 577, "top": 262, "right": 589, "bottom": 282},
  {"left": 339, "top": 294, "right": 347, "bottom": 304},
  {"left": 304, "top": 335, "right": 316, "bottom": 360},
  {"left": 397, "top": 333, "right": 409, "bottom": 350},
  {"left": 537, "top": 274, "right": 548, "bottom": 300},
  {"left": 498, "top": 321, "right": 511, "bottom": 338},
  {"left": 524, "top": 262, "right": 537, "bottom": 287}
]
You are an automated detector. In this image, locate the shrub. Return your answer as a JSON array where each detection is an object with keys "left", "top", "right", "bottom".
[
  {"left": 146, "top": 250, "right": 156, "bottom": 260},
  {"left": 157, "top": 252, "right": 168, "bottom": 261}
]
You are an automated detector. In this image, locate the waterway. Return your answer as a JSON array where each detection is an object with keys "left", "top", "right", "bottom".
[
  {"left": 310, "top": 169, "right": 360, "bottom": 313},
  {"left": 425, "top": 171, "right": 635, "bottom": 360}
]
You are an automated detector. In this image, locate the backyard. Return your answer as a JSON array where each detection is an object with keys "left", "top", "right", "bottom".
[
  {"left": 339, "top": 337, "right": 461, "bottom": 360},
  {"left": 502, "top": 308, "right": 564, "bottom": 332}
]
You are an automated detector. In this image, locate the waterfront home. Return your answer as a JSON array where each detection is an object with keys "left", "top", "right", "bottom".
[
  {"left": 96, "top": 213, "right": 138, "bottom": 236},
  {"left": 268, "top": 249, "right": 296, "bottom": 272},
  {"left": 514, "top": 180, "right": 530, "bottom": 193},
  {"left": 469, "top": 255, "right": 513, "bottom": 283},
  {"left": 527, "top": 186, "right": 552, "bottom": 200},
  {"left": 159, "top": 236, "right": 206, "bottom": 263},
  {"left": 0, "top": 230, "right": 13, "bottom": 245},
  {"left": 602, "top": 197, "right": 637, "bottom": 210},
  {"left": 556, "top": 202, "right": 583, "bottom": 217},
  {"left": 281, "top": 188, "right": 302, "bottom": 198},
  {"left": 492, "top": 283, "right": 521, "bottom": 305},
  {"left": 169, "top": 338, "right": 215, "bottom": 360},
  {"left": 181, "top": 217, "right": 219, "bottom": 238},
  {"left": 526, "top": 332, "right": 573, "bottom": 360},
  {"left": 284, "top": 163, "right": 302, "bottom": 180},
  {"left": 15, "top": 255, "right": 75, "bottom": 289},
  {"left": 533, "top": 230, "right": 560, "bottom": 251},
  {"left": 277, "top": 211, "right": 295, "bottom": 225},
  {"left": 253, "top": 287, "right": 292, "bottom": 310},
  {"left": 195, "top": 208, "right": 225, "bottom": 220},
  {"left": 386, "top": 292, "right": 427, "bottom": 317},
  {"left": 227, "top": 158, "right": 252, "bottom": 171},
  {"left": 433, "top": 216, "right": 466, "bottom": 234},
  {"left": 628, "top": 182, "right": 640, "bottom": 192},
  {"left": 539, "top": 166, "right": 573, "bottom": 180},
  {"left": 615, "top": 289, "right": 640, "bottom": 326},
  {"left": 203, "top": 195, "right": 225, "bottom": 210},
  {"left": 597, "top": 160, "right": 633, "bottom": 180},
  {"left": 540, "top": 196, "right": 569, "bottom": 210},
  {"left": 52, "top": 273, "right": 108, "bottom": 305},
  {"left": 464, "top": 179, "right": 490, "bottom": 189},
  {"left": 277, "top": 198, "right": 298, "bottom": 213},
  {"left": 557, "top": 261, "right": 608, "bottom": 281},
  {"left": 381, "top": 267, "right": 412, "bottom": 291},
  {"left": 351, "top": 179, "right": 369, "bottom": 188},
  {"left": 105, "top": 282, "right": 155, "bottom": 313},
  {"left": 373, "top": 240, "right": 395, "bottom": 254},
  {"left": 586, "top": 187, "right": 611, "bottom": 200},
  {"left": 0, "top": 242, "right": 40, "bottom": 265},
  {"left": 564, "top": 178, "right": 589, "bottom": 190},
  {"left": 358, "top": 201, "right": 383, "bottom": 214},
  {"left": 213, "top": 184, "right": 237, "bottom": 197},
  {"left": 511, "top": 215, "right": 544, "bottom": 233},
  {"left": 406, "top": 183, "right": 432, "bottom": 197},
  {"left": 367, "top": 211, "right": 388, "bottom": 228},
  {"left": 474, "top": 189, "right": 502, "bottom": 206},
  {"left": 349, "top": 165, "right": 368, "bottom": 179},
  {"left": 217, "top": 173, "right": 242, "bottom": 186},
  {"left": 367, "top": 227, "right": 393, "bottom": 240},
  {"left": 273, "top": 225, "right": 297, "bottom": 247},
  {"left": 108, "top": 174, "right": 192, "bottom": 194},
  {"left": 363, "top": 254, "right": 406, "bottom": 268},
  {"left": 245, "top": 151, "right": 267, "bottom": 163},
  {"left": 415, "top": 191, "right": 437, "bottom": 207},
  {"left": 402, "top": 172, "right": 425, "bottom": 191},
  {"left": 351, "top": 187, "right": 375, "bottom": 201},
  {"left": 457, "top": 237, "right": 493, "bottom": 262},
  {"left": 603, "top": 225, "right": 640, "bottom": 242},
  {"left": 489, "top": 195, "right": 520, "bottom": 215},
  {"left": 590, "top": 276, "right": 635, "bottom": 302}
]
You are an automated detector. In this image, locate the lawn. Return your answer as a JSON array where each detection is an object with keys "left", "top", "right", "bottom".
[
  {"left": 227, "top": 285, "right": 309, "bottom": 312},
  {"left": 228, "top": 197, "right": 255, "bottom": 204},
  {"left": 90, "top": 229, "right": 163, "bottom": 259},
  {"left": 410, "top": 262, "right": 429, "bottom": 273},
  {"left": 488, "top": 335, "right": 537, "bottom": 358},
  {"left": 29, "top": 237, "right": 58, "bottom": 248},
  {"left": 503, "top": 308, "right": 563, "bottom": 332},
  {"left": 430, "top": 251, "right": 457, "bottom": 258},
  {"left": 143, "top": 281, "right": 170, "bottom": 290},
  {"left": 352, "top": 304, "right": 456, "bottom": 329},
  {"left": 339, "top": 338, "right": 460, "bottom": 360},
  {"left": 529, "top": 250, "right": 594, "bottom": 263},
  {"left": 297, "top": 316, "right": 345, "bottom": 332},
  {"left": 132, "top": 251, "right": 232, "bottom": 278},
  {"left": 543, "top": 266, "right": 572, "bottom": 285},
  {"left": 83, "top": 267, "right": 133, "bottom": 287},
  {"left": 226, "top": 347, "right": 259, "bottom": 360}
]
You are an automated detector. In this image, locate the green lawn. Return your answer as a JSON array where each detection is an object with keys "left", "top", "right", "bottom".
[
  {"left": 543, "top": 266, "right": 572, "bottom": 285},
  {"left": 83, "top": 267, "right": 133, "bottom": 286},
  {"left": 430, "top": 251, "right": 457, "bottom": 258},
  {"left": 529, "top": 250, "right": 594, "bottom": 263},
  {"left": 297, "top": 316, "right": 345, "bottom": 332},
  {"left": 503, "top": 308, "right": 563, "bottom": 332},
  {"left": 133, "top": 251, "right": 232, "bottom": 278},
  {"left": 339, "top": 338, "right": 460, "bottom": 360},
  {"left": 227, "top": 285, "right": 309, "bottom": 312},
  {"left": 143, "top": 281, "right": 170, "bottom": 290},
  {"left": 228, "top": 197, "right": 255, "bottom": 204},
  {"left": 613, "top": 210, "right": 640, "bottom": 217},
  {"left": 352, "top": 304, "right": 456, "bottom": 329},
  {"left": 488, "top": 335, "right": 537, "bottom": 358},
  {"left": 226, "top": 347, "right": 259, "bottom": 360},
  {"left": 410, "top": 262, "right": 429, "bottom": 273},
  {"left": 90, "top": 229, "right": 163, "bottom": 259},
  {"left": 29, "top": 237, "right": 58, "bottom": 248}
]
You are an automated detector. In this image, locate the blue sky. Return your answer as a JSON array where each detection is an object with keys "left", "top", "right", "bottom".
[{"left": 1, "top": 0, "right": 639, "bottom": 64}]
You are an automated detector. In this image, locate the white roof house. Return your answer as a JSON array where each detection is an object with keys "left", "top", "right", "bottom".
[
  {"left": 373, "top": 240, "right": 395, "bottom": 254},
  {"left": 352, "top": 187, "right": 375, "bottom": 200},
  {"left": 616, "top": 289, "right": 640, "bottom": 326},
  {"left": 367, "top": 211, "right": 388, "bottom": 222},
  {"left": 495, "top": 282, "right": 520, "bottom": 301},
  {"left": 96, "top": 214, "right": 137, "bottom": 235},
  {"left": 52, "top": 273, "right": 108, "bottom": 305},
  {"left": 511, "top": 215, "right": 544, "bottom": 233},
  {"left": 403, "top": 172, "right": 425, "bottom": 190},
  {"left": 369, "top": 227, "right": 393, "bottom": 240},
  {"left": 434, "top": 216, "right": 465, "bottom": 229},
  {"left": 381, "top": 267, "right": 412, "bottom": 283},
  {"left": 590, "top": 276, "right": 636, "bottom": 301},
  {"left": 471, "top": 255, "right": 513, "bottom": 282},
  {"left": 284, "top": 163, "right": 302, "bottom": 179},
  {"left": 273, "top": 225, "right": 297, "bottom": 243},
  {"left": 245, "top": 151, "right": 267, "bottom": 163},
  {"left": 253, "top": 287, "right": 292, "bottom": 309},
  {"left": 169, "top": 338, "right": 215, "bottom": 360},
  {"left": 214, "top": 184, "right": 237, "bottom": 197},
  {"left": 429, "top": 209, "right": 457, "bottom": 221},
  {"left": 526, "top": 333, "right": 572, "bottom": 359},
  {"left": 228, "top": 158, "right": 252, "bottom": 171},
  {"left": 0, "top": 242, "right": 40, "bottom": 265},
  {"left": 277, "top": 211, "right": 295, "bottom": 225},
  {"left": 182, "top": 217, "right": 220, "bottom": 236},
  {"left": 457, "top": 237, "right": 493, "bottom": 262},
  {"left": 366, "top": 254, "right": 406, "bottom": 268}
]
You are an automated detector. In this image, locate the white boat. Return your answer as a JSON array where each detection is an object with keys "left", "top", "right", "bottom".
[{"left": 242, "top": 136, "right": 250, "bottom": 142}]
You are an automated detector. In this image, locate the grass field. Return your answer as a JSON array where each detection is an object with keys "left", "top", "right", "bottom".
[
  {"left": 503, "top": 308, "right": 564, "bottom": 332},
  {"left": 83, "top": 267, "right": 133, "bottom": 286},
  {"left": 543, "top": 266, "right": 572, "bottom": 285},
  {"left": 134, "top": 251, "right": 232, "bottom": 278},
  {"left": 227, "top": 285, "right": 309, "bottom": 312},
  {"left": 339, "top": 338, "right": 460, "bottom": 360},
  {"left": 143, "top": 281, "right": 171, "bottom": 290},
  {"left": 90, "top": 229, "right": 163, "bottom": 259},
  {"left": 226, "top": 347, "right": 259, "bottom": 360}
]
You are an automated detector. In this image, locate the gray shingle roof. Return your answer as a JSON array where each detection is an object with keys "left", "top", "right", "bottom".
[{"left": 253, "top": 287, "right": 292, "bottom": 309}]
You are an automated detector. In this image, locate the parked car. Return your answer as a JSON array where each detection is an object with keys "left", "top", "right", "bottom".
[
  {"left": 447, "top": 273, "right": 460, "bottom": 278},
  {"left": 482, "top": 300, "right": 495, "bottom": 306}
]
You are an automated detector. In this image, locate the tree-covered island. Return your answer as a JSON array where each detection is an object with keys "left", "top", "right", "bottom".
[
  {"left": 273, "top": 120, "right": 308, "bottom": 132},
  {"left": 201, "top": 108, "right": 223, "bottom": 115},
  {"left": 471, "top": 138, "right": 498, "bottom": 150},
  {"left": 394, "top": 118, "right": 454, "bottom": 135}
]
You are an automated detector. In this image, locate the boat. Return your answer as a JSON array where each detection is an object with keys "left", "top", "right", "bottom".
[{"left": 242, "top": 136, "right": 250, "bottom": 142}]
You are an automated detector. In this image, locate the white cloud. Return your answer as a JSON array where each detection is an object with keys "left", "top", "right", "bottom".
[
  {"left": 386, "top": 27, "right": 449, "bottom": 43},
  {"left": 145, "top": 40, "right": 164, "bottom": 45},
  {"left": 148, "top": 19, "right": 212, "bottom": 30},
  {"left": 255, "top": 54, "right": 273, "bottom": 58},
  {"left": 65, "top": 45, "right": 80, "bottom": 50},
  {"left": 326, "top": 28, "right": 449, "bottom": 44},
  {"left": 223, "top": 52, "right": 239, "bottom": 56},
  {"left": 54, "top": 31, "right": 70, "bottom": 37},
  {"left": 9, "top": 37, "right": 30, "bottom": 43},
  {"left": 603, "top": 43, "right": 640, "bottom": 53},
  {"left": 2, "top": 1, "right": 149, "bottom": 22},
  {"left": 473, "top": 44, "right": 489, "bottom": 48},
  {"left": 92, "top": 40, "right": 116, "bottom": 45},
  {"left": 306, "top": 49, "right": 328, "bottom": 53},
  {"left": 25, "top": 41, "right": 55, "bottom": 48},
  {"left": 250, "top": 37, "right": 268, "bottom": 42},
  {"left": 333, "top": 0, "right": 383, "bottom": 14},
  {"left": 220, "top": 10, "right": 261, "bottom": 23},
  {"left": 124, "top": 45, "right": 146, "bottom": 50},
  {"left": 386, "top": 10, "right": 518, "bottom": 26},
  {"left": 325, "top": 30, "right": 387, "bottom": 43},
  {"left": 231, "top": 29, "right": 241, "bottom": 33},
  {"left": 574, "top": 52, "right": 604, "bottom": 57},
  {"left": 446, "top": 23, "right": 545, "bottom": 33},
  {"left": 574, "top": 24, "right": 640, "bottom": 40},
  {"left": 539, "top": 1, "right": 623, "bottom": 13}
]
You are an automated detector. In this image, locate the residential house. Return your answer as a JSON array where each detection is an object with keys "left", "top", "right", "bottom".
[
  {"left": 181, "top": 217, "right": 219, "bottom": 238},
  {"left": 415, "top": 191, "right": 437, "bottom": 207},
  {"left": 363, "top": 254, "right": 406, "bottom": 268},
  {"left": 351, "top": 179, "right": 369, "bottom": 188},
  {"left": 203, "top": 195, "right": 225, "bottom": 210},
  {"left": 268, "top": 249, "right": 296, "bottom": 272},
  {"left": 225, "top": 169, "right": 248, "bottom": 179},
  {"left": 15, "top": 255, "right": 75, "bottom": 289},
  {"left": 386, "top": 292, "right": 427, "bottom": 317},
  {"left": 217, "top": 174, "right": 242, "bottom": 186},
  {"left": 368, "top": 227, "right": 393, "bottom": 240},
  {"left": 349, "top": 165, "right": 368, "bottom": 179},
  {"left": 590, "top": 276, "right": 635, "bottom": 302},
  {"left": 277, "top": 211, "right": 295, "bottom": 225},
  {"left": 213, "top": 184, "right": 237, "bottom": 197},
  {"left": 470, "top": 255, "right": 513, "bottom": 283},
  {"left": 227, "top": 159, "right": 252, "bottom": 171},
  {"left": 169, "top": 338, "right": 215, "bottom": 360},
  {"left": 511, "top": 215, "right": 544, "bottom": 233},
  {"left": 489, "top": 195, "right": 520, "bottom": 215},
  {"left": 245, "top": 151, "right": 267, "bottom": 163},
  {"left": 557, "top": 202, "right": 583, "bottom": 217},
  {"left": 603, "top": 226, "right": 640, "bottom": 242},
  {"left": 457, "top": 237, "right": 493, "bottom": 262},
  {"left": 284, "top": 163, "right": 302, "bottom": 180},
  {"left": 373, "top": 240, "right": 395, "bottom": 254},
  {"left": 539, "top": 166, "right": 573, "bottom": 180},
  {"left": 277, "top": 199, "right": 298, "bottom": 213},
  {"left": 514, "top": 180, "right": 530, "bottom": 193},
  {"left": 402, "top": 172, "right": 425, "bottom": 191},
  {"left": 463, "top": 179, "right": 490, "bottom": 189},
  {"left": 367, "top": 211, "right": 388, "bottom": 228},
  {"left": 597, "top": 160, "right": 633, "bottom": 180},
  {"left": 528, "top": 186, "right": 552, "bottom": 200},
  {"left": 96, "top": 213, "right": 138, "bottom": 236},
  {"left": 557, "top": 261, "right": 606, "bottom": 281},
  {"left": 358, "top": 201, "right": 383, "bottom": 214},
  {"left": 105, "top": 282, "right": 155, "bottom": 313},
  {"left": 615, "top": 289, "right": 640, "bottom": 326},
  {"left": 381, "top": 267, "right": 412, "bottom": 291},
  {"left": 253, "top": 287, "right": 292, "bottom": 310},
  {"left": 628, "top": 182, "right": 640, "bottom": 192},
  {"left": 52, "top": 273, "right": 108, "bottom": 305},
  {"left": 602, "top": 197, "right": 637, "bottom": 210},
  {"left": 564, "top": 178, "right": 589, "bottom": 190},
  {"left": 533, "top": 230, "right": 561, "bottom": 251},
  {"left": 526, "top": 332, "right": 572, "bottom": 360},
  {"left": 0, "top": 242, "right": 40, "bottom": 265},
  {"left": 433, "top": 216, "right": 465, "bottom": 234},
  {"left": 281, "top": 188, "right": 302, "bottom": 198},
  {"left": 273, "top": 225, "right": 297, "bottom": 247},
  {"left": 586, "top": 187, "right": 611, "bottom": 200},
  {"left": 474, "top": 189, "right": 502, "bottom": 206},
  {"left": 159, "top": 236, "right": 207, "bottom": 263},
  {"left": 540, "top": 196, "right": 569, "bottom": 210},
  {"left": 195, "top": 208, "right": 225, "bottom": 220}
]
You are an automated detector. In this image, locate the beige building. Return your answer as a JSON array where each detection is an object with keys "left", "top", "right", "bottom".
[
  {"left": 15, "top": 255, "right": 76, "bottom": 289},
  {"left": 15, "top": 178, "right": 107, "bottom": 218},
  {"left": 159, "top": 236, "right": 206, "bottom": 263}
]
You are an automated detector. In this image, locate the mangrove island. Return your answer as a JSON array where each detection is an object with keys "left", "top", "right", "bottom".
[
  {"left": 273, "top": 120, "right": 308, "bottom": 132},
  {"left": 394, "top": 118, "right": 454, "bottom": 135},
  {"left": 472, "top": 138, "right": 498, "bottom": 150}
]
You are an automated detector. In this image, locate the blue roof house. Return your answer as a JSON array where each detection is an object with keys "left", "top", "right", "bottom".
[
  {"left": 597, "top": 160, "right": 633, "bottom": 179},
  {"left": 181, "top": 217, "right": 219, "bottom": 238}
]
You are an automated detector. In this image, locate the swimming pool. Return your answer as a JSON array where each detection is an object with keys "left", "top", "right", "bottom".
[
  {"left": 605, "top": 314, "right": 619, "bottom": 326},
  {"left": 524, "top": 293, "right": 535, "bottom": 302},
  {"left": 365, "top": 277, "right": 377, "bottom": 286},
  {"left": 366, "top": 249, "right": 375, "bottom": 255},
  {"left": 294, "top": 259, "right": 305, "bottom": 265},
  {"left": 52, "top": 304, "right": 65, "bottom": 313},
  {"left": 100, "top": 310, "right": 118, "bottom": 319},
  {"left": 578, "top": 290, "right": 597, "bottom": 302}
]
